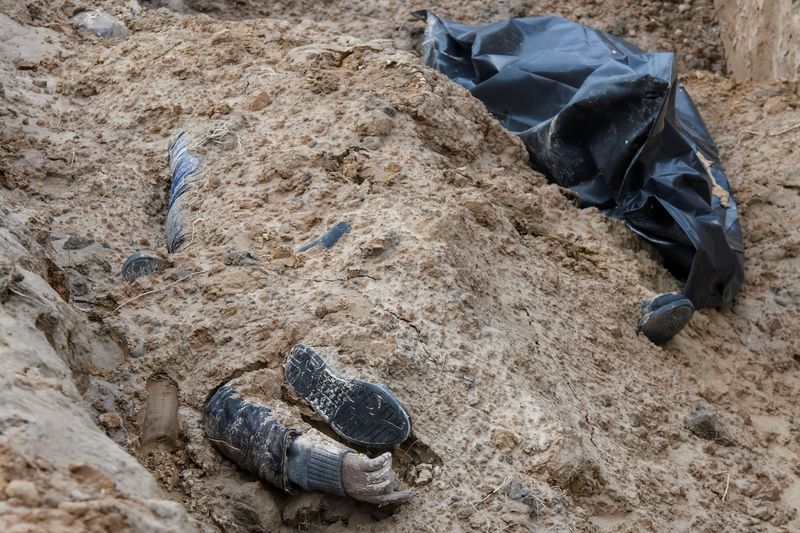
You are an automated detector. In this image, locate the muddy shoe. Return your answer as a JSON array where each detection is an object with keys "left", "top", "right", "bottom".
[
  {"left": 285, "top": 344, "right": 411, "bottom": 448},
  {"left": 637, "top": 292, "right": 694, "bottom": 345}
]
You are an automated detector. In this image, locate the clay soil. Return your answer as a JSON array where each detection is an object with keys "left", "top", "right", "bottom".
[{"left": 1, "top": 0, "right": 799, "bottom": 532}]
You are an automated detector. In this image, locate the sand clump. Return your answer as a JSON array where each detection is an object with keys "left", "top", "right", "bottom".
[{"left": 1, "top": 0, "right": 800, "bottom": 531}]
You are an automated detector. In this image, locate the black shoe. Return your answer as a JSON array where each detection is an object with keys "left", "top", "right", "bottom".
[
  {"left": 637, "top": 293, "right": 694, "bottom": 345},
  {"left": 284, "top": 344, "right": 411, "bottom": 448}
]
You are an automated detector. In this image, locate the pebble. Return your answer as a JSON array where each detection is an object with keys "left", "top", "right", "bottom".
[
  {"left": 63, "top": 234, "right": 94, "bottom": 250},
  {"left": 210, "top": 29, "right": 231, "bottom": 45},
  {"left": 5, "top": 480, "right": 40, "bottom": 507},
  {"left": 71, "top": 10, "right": 129, "bottom": 39},
  {"left": 491, "top": 427, "right": 520, "bottom": 452},
  {"left": 763, "top": 96, "right": 786, "bottom": 115},
  {"left": 223, "top": 250, "right": 259, "bottom": 266},
  {"left": 361, "top": 136, "right": 382, "bottom": 151},
  {"left": 683, "top": 404, "right": 736, "bottom": 446},
  {"left": 456, "top": 503, "right": 475, "bottom": 518},
  {"left": 248, "top": 90, "right": 272, "bottom": 112},
  {"left": 98, "top": 411, "right": 122, "bottom": 429},
  {"left": 415, "top": 464, "right": 433, "bottom": 485}
]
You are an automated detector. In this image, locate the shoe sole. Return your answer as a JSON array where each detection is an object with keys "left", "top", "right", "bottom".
[
  {"left": 285, "top": 344, "right": 411, "bottom": 448},
  {"left": 638, "top": 301, "right": 694, "bottom": 345}
]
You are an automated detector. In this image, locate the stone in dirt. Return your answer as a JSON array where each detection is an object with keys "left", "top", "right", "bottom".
[
  {"left": 5, "top": 480, "right": 40, "bottom": 507},
  {"left": 223, "top": 250, "right": 259, "bottom": 266},
  {"left": 62, "top": 235, "right": 94, "bottom": 250},
  {"left": 71, "top": 10, "right": 129, "bottom": 39},
  {"left": 683, "top": 404, "right": 736, "bottom": 446}
]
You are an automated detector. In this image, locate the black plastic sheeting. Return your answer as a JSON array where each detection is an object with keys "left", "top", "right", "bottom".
[
  {"left": 421, "top": 12, "right": 744, "bottom": 309},
  {"left": 298, "top": 221, "right": 352, "bottom": 252},
  {"left": 166, "top": 131, "right": 200, "bottom": 253}
]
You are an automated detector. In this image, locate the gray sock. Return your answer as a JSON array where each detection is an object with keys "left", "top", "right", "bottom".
[{"left": 287, "top": 430, "right": 352, "bottom": 496}]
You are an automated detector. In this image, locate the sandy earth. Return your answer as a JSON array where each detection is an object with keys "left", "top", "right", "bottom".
[{"left": 1, "top": 0, "right": 799, "bottom": 531}]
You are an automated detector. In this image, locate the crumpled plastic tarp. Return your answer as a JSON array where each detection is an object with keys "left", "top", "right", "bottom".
[{"left": 421, "top": 12, "right": 744, "bottom": 309}]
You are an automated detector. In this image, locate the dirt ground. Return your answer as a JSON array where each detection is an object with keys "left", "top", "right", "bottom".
[{"left": 1, "top": 0, "right": 799, "bottom": 531}]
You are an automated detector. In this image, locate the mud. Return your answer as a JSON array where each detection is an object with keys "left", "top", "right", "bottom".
[{"left": 1, "top": 0, "right": 800, "bottom": 532}]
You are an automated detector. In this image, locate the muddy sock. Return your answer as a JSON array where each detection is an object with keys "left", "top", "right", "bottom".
[{"left": 287, "top": 431, "right": 352, "bottom": 496}]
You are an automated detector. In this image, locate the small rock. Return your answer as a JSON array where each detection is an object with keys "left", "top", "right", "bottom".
[
  {"left": 361, "top": 136, "right": 382, "bottom": 151},
  {"left": 270, "top": 247, "right": 292, "bottom": 259},
  {"left": 504, "top": 479, "right": 543, "bottom": 516},
  {"left": 491, "top": 427, "right": 520, "bottom": 452},
  {"left": 210, "top": 29, "right": 231, "bottom": 45},
  {"left": 15, "top": 60, "right": 37, "bottom": 71},
  {"left": 71, "top": 10, "right": 129, "bottom": 39},
  {"left": 358, "top": 113, "right": 394, "bottom": 137},
  {"left": 63, "top": 235, "right": 94, "bottom": 250},
  {"left": 223, "top": 250, "right": 258, "bottom": 266},
  {"left": 360, "top": 231, "right": 399, "bottom": 259},
  {"left": 61, "top": 1, "right": 89, "bottom": 17},
  {"left": 456, "top": 503, "right": 475, "bottom": 519},
  {"left": 414, "top": 464, "right": 433, "bottom": 485},
  {"left": 606, "top": 17, "right": 626, "bottom": 37},
  {"left": 605, "top": 324, "right": 622, "bottom": 338},
  {"left": 684, "top": 404, "right": 736, "bottom": 446},
  {"left": 314, "top": 305, "right": 335, "bottom": 319},
  {"left": 5, "top": 480, "right": 40, "bottom": 507},
  {"left": 98, "top": 412, "right": 122, "bottom": 429},
  {"left": 248, "top": 90, "right": 272, "bottom": 111},
  {"left": 678, "top": 3, "right": 690, "bottom": 13},
  {"left": 282, "top": 492, "right": 324, "bottom": 525},
  {"left": 59, "top": 501, "right": 91, "bottom": 515},
  {"left": 749, "top": 503, "right": 776, "bottom": 522},
  {"left": 763, "top": 96, "right": 786, "bottom": 115},
  {"left": 208, "top": 102, "right": 232, "bottom": 117},
  {"left": 32, "top": 79, "right": 47, "bottom": 89}
]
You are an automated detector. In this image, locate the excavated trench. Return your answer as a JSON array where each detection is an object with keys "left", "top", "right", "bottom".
[{"left": 2, "top": 1, "right": 800, "bottom": 532}]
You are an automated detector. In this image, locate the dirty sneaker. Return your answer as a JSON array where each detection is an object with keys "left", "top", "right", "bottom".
[
  {"left": 637, "top": 292, "right": 694, "bottom": 345},
  {"left": 284, "top": 344, "right": 411, "bottom": 448}
]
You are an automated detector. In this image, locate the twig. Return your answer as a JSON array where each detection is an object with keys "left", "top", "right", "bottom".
[
  {"left": 474, "top": 474, "right": 512, "bottom": 508},
  {"left": 112, "top": 269, "right": 208, "bottom": 312},
  {"left": 721, "top": 471, "right": 731, "bottom": 501},
  {"left": 9, "top": 286, "right": 52, "bottom": 307},
  {"left": 182, "top": 217, "right": 205, "bottom": 251},
  {"left": 495, "top": 522, "right": 519, "bottom": 533},
  {"left": 738, "top": 123, "right": 800, "bottom": 141},
  {"left": 8, "top": 287, "right": 39, "bottom": 304},
  {"left": 629, "top": 373, "right": 659, "bottom": 387},
  {"left": 773, "top": 123, "right": 800, "bottom": 136},
  {"left": 191, "top": 126, "right": 242, "bottom": 151}
]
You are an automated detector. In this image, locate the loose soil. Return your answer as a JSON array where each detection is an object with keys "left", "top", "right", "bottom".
[{"left": 1, "top": 1, "right": 799, "bottom": 532}]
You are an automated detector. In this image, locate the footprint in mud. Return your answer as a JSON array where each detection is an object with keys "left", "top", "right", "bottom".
[{"left": 139, "top": 375, "right": 179, "bottom": 452}]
